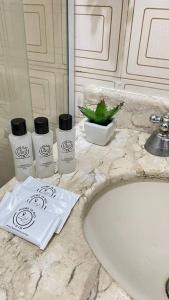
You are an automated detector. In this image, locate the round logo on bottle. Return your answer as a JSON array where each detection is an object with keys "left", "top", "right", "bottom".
[
  {"left": 15, "top": 146, "right": 30, "bottom": 159},
  {"left": 61, "top": 140, "right": 73, "bottom": 153},
  {"left": 13, "top": 207, "right": 36, "bottom": 229},
  {"left": 39, "top": 145, "right": 51, "bottom": 157}
]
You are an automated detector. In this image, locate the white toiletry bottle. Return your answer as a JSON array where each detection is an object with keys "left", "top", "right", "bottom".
[
  {"left": 9, "top": 118, "right": 34, "bottom": 181},
  {"left": 32, "top": 117, "right": 54, "bottom": 178},
  {"left": 56, "top": 114, "right": 76, "bottom": 174}
]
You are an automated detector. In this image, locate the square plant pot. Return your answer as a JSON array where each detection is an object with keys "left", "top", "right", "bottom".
[{"left": 84, "top": 119, "right": 115, "bottom": 146}]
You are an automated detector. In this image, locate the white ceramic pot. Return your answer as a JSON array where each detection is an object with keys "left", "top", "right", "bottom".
[{"left": 84, "top": 119, "right": 116, "bottom": 146}]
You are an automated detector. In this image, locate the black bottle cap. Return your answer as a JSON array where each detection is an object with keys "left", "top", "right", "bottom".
[
  {"left": 34, "top": 117, "right": 49, "bottom": 134},
  {"left": 59, "top": 114, "right": 72, "bottom": 130},
  {"left": 11, "top": 118, "right": 27, "bottom": 136}
]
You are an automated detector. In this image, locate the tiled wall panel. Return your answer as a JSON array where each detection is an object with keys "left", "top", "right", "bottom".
[
  {"left": 23, "top": 1, "right": 169, "bottom": 122},
  {"left": 122, "top": 0, "right": 169, "bottom": 83},
  {"left": 75, "top": 0, "right": 169, "bottom": 117},
  {"left": 75, "top": 1, "right": 124, "bottom": 75},
  {"left": 121, "top": 79, "right": 169, "bottom": 98},
  {"left": 23, "top": 0, "right": 68, "bottom": 128}
]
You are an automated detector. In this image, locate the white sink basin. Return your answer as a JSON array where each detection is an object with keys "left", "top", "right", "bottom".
[{"left": 84, "top": 181, "right": 169, "bottom": 300}]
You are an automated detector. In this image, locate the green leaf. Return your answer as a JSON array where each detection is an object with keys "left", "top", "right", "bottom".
[
  {"left": 94, "top": 100, "right": 108, "bottom": 125},
  {"left": 78, "top": 101, "right": 124, "bottom": 126},
  {"left": 78, "top": 106, "right": 96, "bottom": 122},
  {"left": 106, "top": 102, "right": 124, "bottom": 120},
  {"left": 95, "top": 100, "right": 107, "bottom": 118}
]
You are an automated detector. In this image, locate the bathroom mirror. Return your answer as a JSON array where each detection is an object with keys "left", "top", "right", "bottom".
[{"left": 0, "top": 0, "right": 75, "bottom": 186}]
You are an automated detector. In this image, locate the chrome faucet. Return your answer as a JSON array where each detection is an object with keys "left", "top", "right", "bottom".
[{"left": 144, "top": 113, "right": 169, "bottom": 157}]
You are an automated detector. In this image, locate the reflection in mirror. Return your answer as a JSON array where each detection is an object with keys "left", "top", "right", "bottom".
[
  {"left": 0, "top": 0, "right": 71, "bottom": 186},
  {"left": 24, "top": 0, "right": 69, "bottom": 129}
]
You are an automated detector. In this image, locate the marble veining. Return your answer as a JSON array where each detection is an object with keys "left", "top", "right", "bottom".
[
  {"left": 0, "top": 121, "right": 169, "bottom": 300},
  {"left": 83, "top": 85, "right": 169, "bottom": 133}
]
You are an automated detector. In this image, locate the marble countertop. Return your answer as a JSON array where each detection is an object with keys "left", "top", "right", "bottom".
[{"left": 0, "top": 122, "right": 169, "bottom": 300}]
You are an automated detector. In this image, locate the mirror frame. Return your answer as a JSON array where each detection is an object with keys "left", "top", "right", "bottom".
[{"left": 68, "top": 0, "right": 75, "bottom": 122}]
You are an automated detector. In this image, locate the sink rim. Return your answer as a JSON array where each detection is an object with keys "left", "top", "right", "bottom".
[
  {"left": 82, "top": 176, "right": 169, "bottom": 224},
  {"left": 83, "top": 178, "right": 169, "bottom": 300}
]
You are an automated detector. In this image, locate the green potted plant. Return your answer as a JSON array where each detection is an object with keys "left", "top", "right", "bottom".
[{"left": 78, "top": 99, "right": 124, "bottom": 146}]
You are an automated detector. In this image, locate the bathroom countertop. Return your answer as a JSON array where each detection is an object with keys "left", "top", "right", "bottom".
[{"left": 0, "top": 122, "right": 169, "bottom": 300}]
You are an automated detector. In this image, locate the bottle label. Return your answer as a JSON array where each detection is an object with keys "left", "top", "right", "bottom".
[
  {"left": 17, "top": 163, "right": 32, "bottom": 170},
  {"left": 39, "top": 145, "right": 52, "bottom": 157},
  {"left": 61, "top": 140, "right": 73, "bottom": 153},
  {"left": 60, "top": 140, "right": 74, "bottom": 163},
  {"left": 15, "top": 146, "right": 30, "bottom": 159},
  {"left": 36, "top": 144, "right": 53, "bottom": 171},
  {"left": 14, "top": 145, "right": 33, "bottom": 173}
]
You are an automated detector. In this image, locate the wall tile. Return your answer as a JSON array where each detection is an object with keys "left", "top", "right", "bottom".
[
  {"left": 122, "top": 0, "right": 169, "bottom": 85},
  {"left": 75, "top": 0, "right": 169, "bottom": 120},
  {"left": 24, "top": 1, "right": 55, "bottom": 63},
  {"left": 75, "top": 0, "right": 129, "bottom": 78},
  {"left": 121, "top": 79, "right": 169, "bottom": 98},
  {"left": 30, "top": 69, "right": 56, "bottom": 119},
  {"left": 23, "top": 0, "right": 68, "bottom": 127},
  {"left": 30, "top": 67, "right": 68, "bottom": 126}
]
